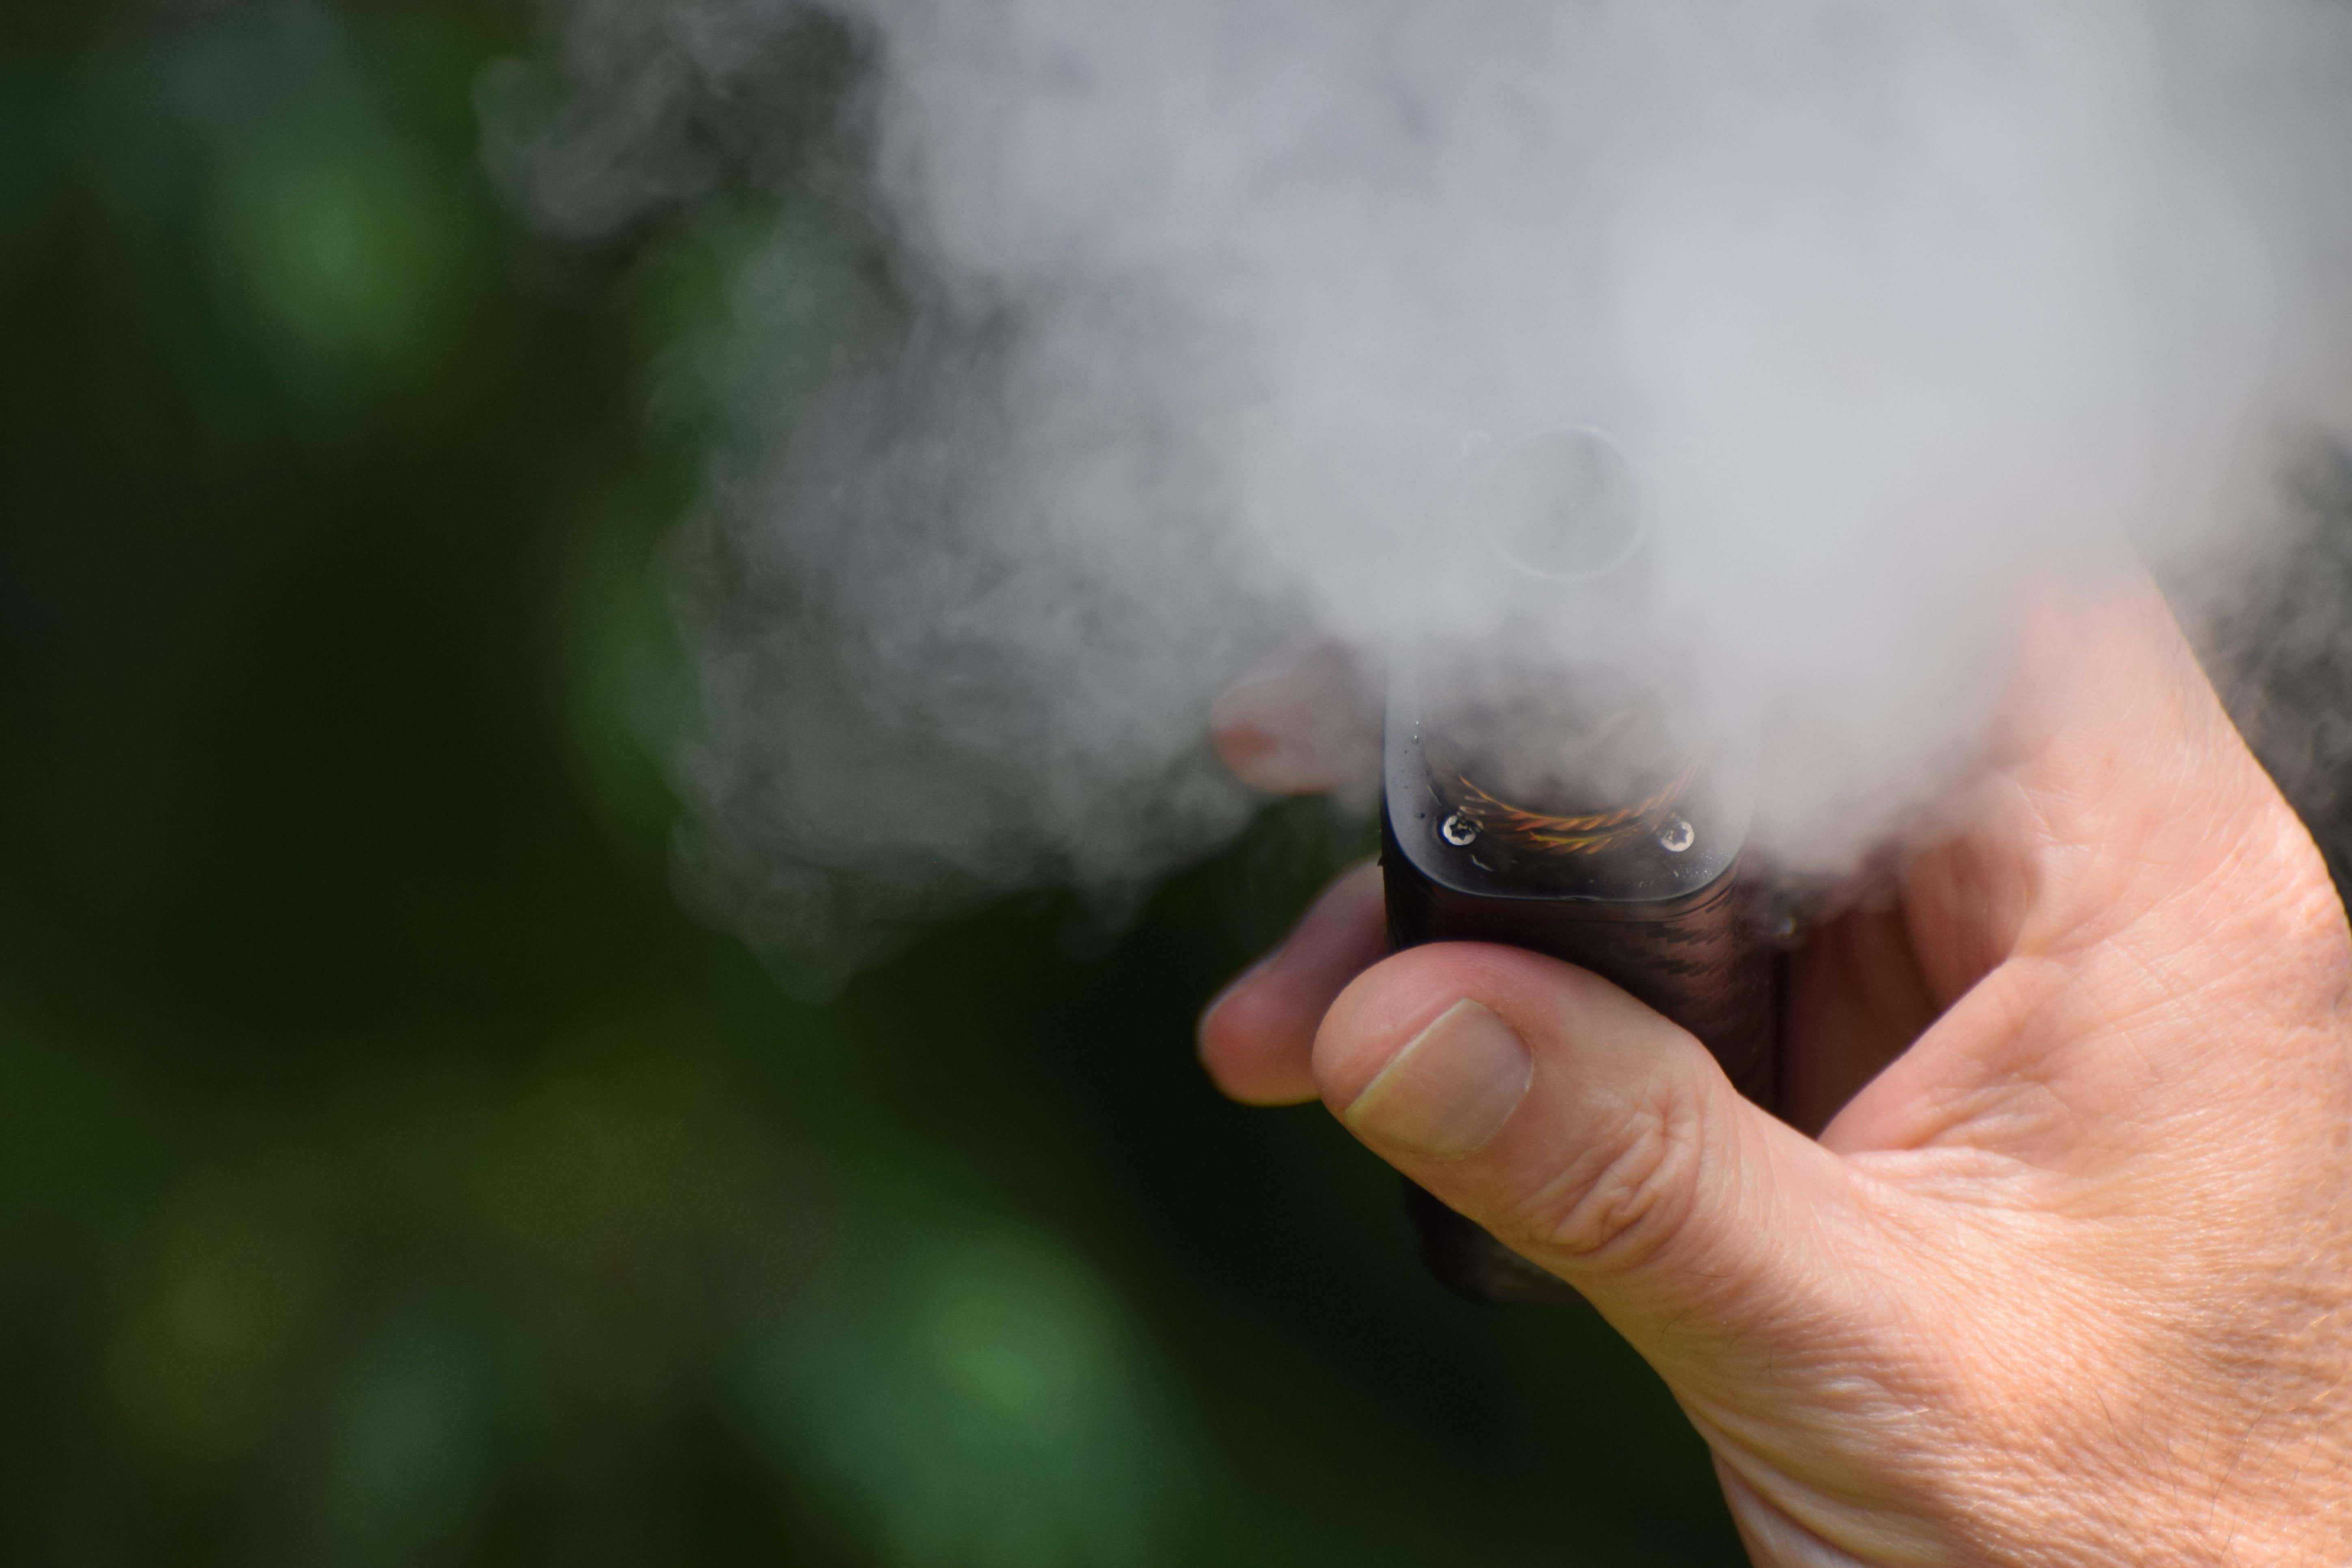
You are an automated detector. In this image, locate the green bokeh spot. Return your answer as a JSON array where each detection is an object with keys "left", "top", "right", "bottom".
[
  {"left": 204, "top": 120, "right": 474, "bottom": 402},
  {"left": 745, "top": 1224, "right": 1206, "bottom": 1568}
]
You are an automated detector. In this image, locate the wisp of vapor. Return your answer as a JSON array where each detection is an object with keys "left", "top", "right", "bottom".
[{"left": 496, "top": 0, "right": 2352, "bottom": 965}]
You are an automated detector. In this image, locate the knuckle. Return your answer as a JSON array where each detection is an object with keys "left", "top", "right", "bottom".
[
  {"left": 1492, "top": 1073, "right": 1709, "bottom": 1274},
  {"left": 2228, "top": 808, "right": 2352, "bottom": 996},
  {"left": 2279, "top": 853, "right": 2352, "bottom": 961}
]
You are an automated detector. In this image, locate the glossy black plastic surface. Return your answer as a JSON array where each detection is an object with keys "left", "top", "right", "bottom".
[{"left": 1382, "top": 709, "right": 1778, "bottom": 1306}]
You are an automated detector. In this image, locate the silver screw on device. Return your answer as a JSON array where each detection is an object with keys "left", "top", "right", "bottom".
[
  {"left": 1657, "top": 817, "right": 1696, "bottom": 854},
  {"left": 1441, "top": 813, "right": 1480, "bottom": 848}
]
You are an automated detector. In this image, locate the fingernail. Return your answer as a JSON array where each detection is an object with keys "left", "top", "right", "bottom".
[{"left": 1341, "top": 1000, "right": 1532, "bottom": 1163}]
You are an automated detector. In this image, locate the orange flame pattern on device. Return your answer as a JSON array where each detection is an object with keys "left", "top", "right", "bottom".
[{"left": 1449, "top": 767, "right": 1694, "bottom": 856}]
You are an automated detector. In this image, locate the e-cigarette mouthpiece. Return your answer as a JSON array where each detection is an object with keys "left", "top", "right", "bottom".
[{"left": 1477, "top": 428, "right": 1648, "bottom": 583}]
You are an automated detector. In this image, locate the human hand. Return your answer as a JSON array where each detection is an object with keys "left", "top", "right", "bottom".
[{"left": 1200, "top": 588, "right": 2352, "bottom": 1564}]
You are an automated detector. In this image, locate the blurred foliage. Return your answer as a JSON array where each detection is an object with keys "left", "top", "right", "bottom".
[{"left": 0, "top": 3, "right": 1741, "bottom": 1564}]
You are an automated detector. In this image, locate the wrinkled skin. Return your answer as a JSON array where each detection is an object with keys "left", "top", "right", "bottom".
[{"left": 1199, "top": 583, "right": 2352, "bottom": 1565}]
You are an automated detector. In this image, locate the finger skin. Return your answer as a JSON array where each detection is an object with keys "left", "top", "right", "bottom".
[
  {"left": 1215, "top": 575, "right": 2352, "bottom": 1564},
  {"left": 1198, "top": 863, "right": 1387, "bottom": 1105},
  {"left": 1713, "top": 1459, "right": 1873, "bottom": 1568},
  {"left": 1314, "top": 942, "right": 1860, "bottom": 1335},
  {"left": 1209, "top": 637, "right": 1380, "bottom": 796}
]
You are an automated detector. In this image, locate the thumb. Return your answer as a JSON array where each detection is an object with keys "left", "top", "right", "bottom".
[{"left": 1316, "top": 942, "right": 1863, "bottom": 1346}]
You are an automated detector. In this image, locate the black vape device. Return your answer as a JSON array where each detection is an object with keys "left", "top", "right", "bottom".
[{"left": 1379, "top": 431, "right": 1779, "bottom": 1305}]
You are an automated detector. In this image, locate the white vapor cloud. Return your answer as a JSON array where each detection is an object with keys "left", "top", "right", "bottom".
[{"left": 495, "top": 0, "right": 2352, "bottom": 961}]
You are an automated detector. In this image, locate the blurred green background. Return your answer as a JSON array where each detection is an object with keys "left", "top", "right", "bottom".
[{"left": 0, "top": 4, "right": 1750, "bottom": 1562}]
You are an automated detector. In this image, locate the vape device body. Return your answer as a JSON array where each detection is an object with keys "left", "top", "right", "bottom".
[{"left": 1378, "top": 431, "right": 1780, "bottom": 1304}]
